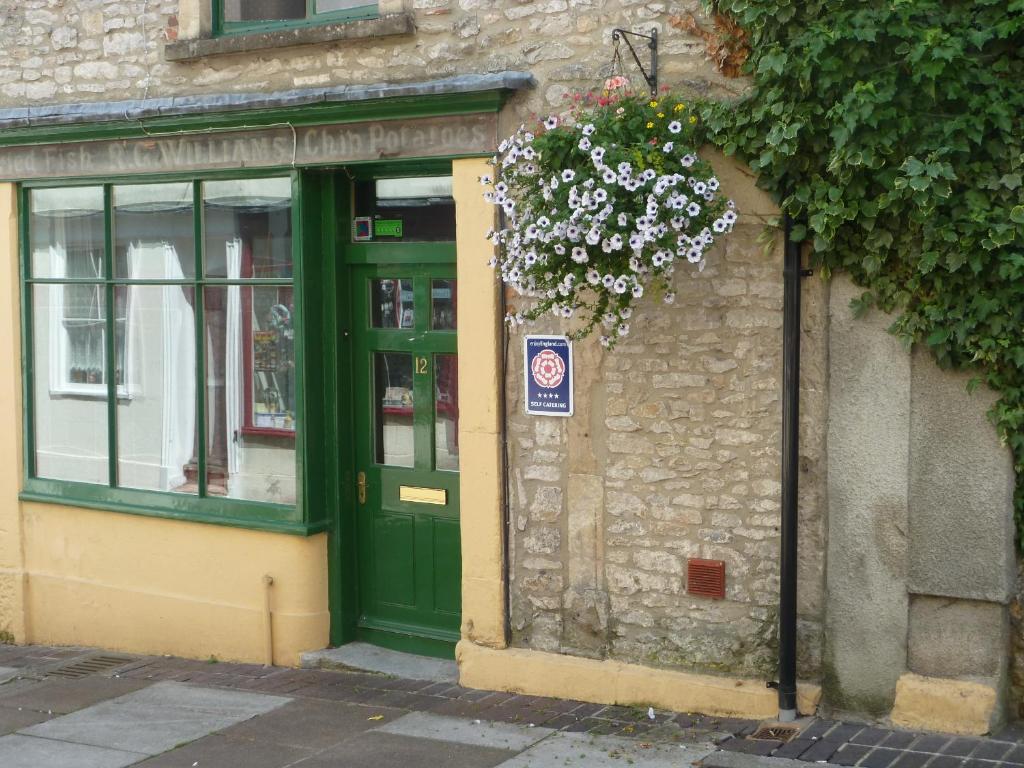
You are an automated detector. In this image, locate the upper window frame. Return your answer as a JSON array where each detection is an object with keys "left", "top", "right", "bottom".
[{"left": 213, "top": 0, "right": 379, "bottom": 36}]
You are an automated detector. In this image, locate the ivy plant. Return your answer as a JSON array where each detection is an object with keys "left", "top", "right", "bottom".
[{"left": 697, "top": 0, "right": 1024, "bottom": 543}]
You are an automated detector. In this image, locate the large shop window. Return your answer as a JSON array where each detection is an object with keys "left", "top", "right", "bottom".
[
  {"left": 23, "top": 177, "right": 302, "bottom": 527},
  {"left": 215, "top": 0, "right": 377, "bottom": 34}
]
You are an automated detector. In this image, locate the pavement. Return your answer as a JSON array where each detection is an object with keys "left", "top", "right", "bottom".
[{"left": 0, "top": 643, "right": 1021, "bottom": 768}]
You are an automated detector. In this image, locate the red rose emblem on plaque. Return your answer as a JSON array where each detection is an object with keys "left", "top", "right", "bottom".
[{"left": 531, "top": 349, "right": 565, "bottom": 388}]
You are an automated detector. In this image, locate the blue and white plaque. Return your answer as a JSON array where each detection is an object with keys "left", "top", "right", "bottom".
[{"left": 524, "top": 335, "right": 573, "bottom": 417}]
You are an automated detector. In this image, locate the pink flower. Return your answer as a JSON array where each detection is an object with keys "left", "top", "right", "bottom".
[{"left": 604, "top": 75, "right": 630, "bottom": 90}]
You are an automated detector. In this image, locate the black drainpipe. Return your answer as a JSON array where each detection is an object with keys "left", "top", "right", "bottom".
[{"left": 777, "top": 214, "right": 803, "bottom": 721}]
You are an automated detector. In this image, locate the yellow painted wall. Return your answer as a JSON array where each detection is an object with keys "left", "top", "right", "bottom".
[
  {"left": 452, "top": 158, "right": 507, "bottom": 650},
  {"left": 0, "top": 182, "right": 329, "bottom": 665},
  {"left": 22, "top": 504, "right": 329, "bottom": 665}
]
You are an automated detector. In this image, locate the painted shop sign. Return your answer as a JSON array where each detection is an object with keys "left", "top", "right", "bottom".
[
  {"left": 524, "top": 335, "right": 573, "bottom": 417},
  {"left": 0, "top": 113, "right": 496, "bottom": 180}
]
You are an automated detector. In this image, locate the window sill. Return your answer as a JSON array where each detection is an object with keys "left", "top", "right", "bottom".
[
  {"left": 50, "top": 384, "right": 131, "bottom": 400},
  {"left": 20, "top": 479, "right": 326, "bottom": 536},
  {"left": 165, "top": 12, "right": 415, "bottom": 61}
]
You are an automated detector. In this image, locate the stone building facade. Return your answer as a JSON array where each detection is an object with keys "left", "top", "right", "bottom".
[{"left": 0, "top": 0, "right": 1018, "bottom": 737}]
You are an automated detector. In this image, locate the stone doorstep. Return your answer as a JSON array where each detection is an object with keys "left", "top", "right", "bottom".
[{"left": 301, "top": 642, "right": 459, "bottom": 683}]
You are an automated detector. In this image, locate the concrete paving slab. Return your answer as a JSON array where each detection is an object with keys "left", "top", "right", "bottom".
[
  {"left": 0, "top": 666, "right": 18, "bottom": 684},
  {"left": 219, "top": 698, "right": 406, "bottom": 750},
  {"left": 497, "top": 731, "right": 717, "bottom": 768},
  {"left": 0, "top": 733, "right": 146, "bottom": 768},
  {"left": 135, "top": 733, "right": 314, "bottom": 768},
  {"left": 701, "top": 749, "right": 843, "bottom": 768},
  {"left": 302, "top": 643, "right": 458, "bottom": 683},
  {"left": 293, "top": 731, "right": 515, "bottom": 768},
  {"left": 379, "top": 710, "right": 554, "bottom": 751},
  {"left": 0, "top": 702, "right": 55, "bottom": 735},
  {"left": 123, "top": 681, "right": 290, "bottom": 718},
  {"left": 0, "top": 676, "right": 150, "bottom": 714},
  {"left": 19, "top": 682, "right": 290, "bottom": 756}
]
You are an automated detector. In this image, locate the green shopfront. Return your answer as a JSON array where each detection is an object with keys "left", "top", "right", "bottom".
[{"left": 0, "top": 74, "right": 526, "bottom": 662}]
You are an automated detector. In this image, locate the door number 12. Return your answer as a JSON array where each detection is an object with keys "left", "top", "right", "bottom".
[{"left": 415, "top": 356, "right": 428, "bottom": 375}]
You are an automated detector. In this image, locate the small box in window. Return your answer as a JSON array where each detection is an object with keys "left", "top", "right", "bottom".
[{"left": 353, "top": 217, "right": 372, "bottom": 241}]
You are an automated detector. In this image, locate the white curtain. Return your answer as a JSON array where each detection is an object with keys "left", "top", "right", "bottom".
[
  {"left": 126, "top": 242, "right": 196, "bottom": 490},
  {"left": 225, "top": 238, "right": 243, "bottom": 478}
]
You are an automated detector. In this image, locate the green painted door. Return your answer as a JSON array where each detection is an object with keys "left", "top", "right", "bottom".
[{"left": 350, "top": 258, "right": 461, "bottom": 658}]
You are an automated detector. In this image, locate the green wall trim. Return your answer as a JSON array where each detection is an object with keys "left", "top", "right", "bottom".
[
  {"left": 19, "top": 484, "right": 326, "bottom": 536},
  {"left": 0, "top": 91, "right": 510, "bottom": 148}
]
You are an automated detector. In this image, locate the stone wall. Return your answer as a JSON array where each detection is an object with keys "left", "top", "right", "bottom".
[
  {"left": 825, "top": 275, "right": 1016, "bottom": 730},
  {"left": 504, "top": 160, "right": 830, "bottom": 681},
  {"left": 0, "top": 0, "right": 741, "bottom": 126}
]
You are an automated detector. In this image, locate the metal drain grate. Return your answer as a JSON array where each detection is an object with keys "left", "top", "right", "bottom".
[
  {"left": 750, "top": 725, "right": 801, "bottom": 742},
  {"left": 48, "top": 655, "right": 133, "bottom": 680}
]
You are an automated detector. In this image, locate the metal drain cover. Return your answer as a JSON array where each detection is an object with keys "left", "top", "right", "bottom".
[
  {"left": 48, "top": 655, "right": 133, "bottom": 679},
  {"left": 750, "top": 725, "right": 800, "bottom": 742}
]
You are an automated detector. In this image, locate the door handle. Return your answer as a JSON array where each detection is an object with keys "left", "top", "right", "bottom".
[{"left": 357, "top": 471, "right": 366, "bottom": 505}]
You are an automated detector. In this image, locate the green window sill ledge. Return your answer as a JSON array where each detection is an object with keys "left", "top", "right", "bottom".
[
  {"left": 165, "top": 12, "right": 414, "bottom": 62},
  {"left": 19, "top": 485, "right": 329, "bottom": 537}
]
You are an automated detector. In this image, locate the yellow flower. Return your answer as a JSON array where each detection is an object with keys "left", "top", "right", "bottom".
[
  {"left": 646, "top": 121, "right": 654, "bottom": 129},
  {"left": 674, "top": 103, "right": 685, "bottom": 112},
  {"left": 649, "top": 100, "right": 658, "bottom": 108},
  {"left": 689, "top": 115, "right": 698, "bottom": 124},
  {"left": 657, "top": 112, "right": 665, "bottom": 118}
]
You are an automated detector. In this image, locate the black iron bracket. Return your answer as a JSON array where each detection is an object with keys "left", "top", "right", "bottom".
[{"left": 611, "top": 28, "right": 659, "bottom": 96}]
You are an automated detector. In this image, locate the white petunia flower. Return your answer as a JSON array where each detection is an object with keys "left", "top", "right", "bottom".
[
  {"left": 544, "top": 116, "right": 559, "bottom": 130},
  {"left": 554, "top": 243, "right": 566, "bottom": 255},
  {"left": 632, "top": 283, "right": 643, "bottom": 298},
  {"left": 713, "top": 219, "right": 728, "bottom": 233},
  {"left": 723, "top": 210, "right": 738, "bottom": 225},
  {"left": 571, "top": 246, "right": 588, "bottom": 263},
  {"left": 586, "top": 268, "right": 601, "bottom": 285},
  {"left": 562, "top": 169, "right": 576, "bottom": 182},
  {"left": 667, "top": 120, "right": 682, "bottom": 134},
  {"left": 662, "top": 142, "right": 674, "bottom": 153},
  {"left": 618, "top": 212, "right": 629, "bottom": 227},
  {"left": 687, "top": 202, "right": 702, "bottom": 216},
  {"left": 602, "top": 168, "right": 617, "bottom": 183},
  {"left": 602, "top": 274, "right": 615, "bottom": 289},
  {"left": 582, "top": 123, "right": 596, "bottom": 136},
  {"left": 593, "top": 188, "right": 608, "bottom": 203},
  {"left": 617, "top": 323, "right": 630, "bottom": 336},
  {"left": 591, "top": 146, "right": 606, "bottom": 163},
  {"left": 579, "top": 137, "right": 592, "bottom": 151},
  {"left": 681, "top": 154, "right": 696, "bottom": 167},
  {"left": 612, "top": 277, "right": 628, "bottom": 294},
  {"left": 664, "top": 291, "right": 676, "bottom": 304}
]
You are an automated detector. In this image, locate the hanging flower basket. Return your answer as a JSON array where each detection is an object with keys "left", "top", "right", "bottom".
[{"left": 483, "top": 86, "right": 739, "bottom": 347}]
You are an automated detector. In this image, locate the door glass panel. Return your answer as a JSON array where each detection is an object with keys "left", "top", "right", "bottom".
[
  {"left": 434, "top": 354, "right": 459, "bottom": 472},
  {"left": 375, "top": 352, "right": 414, "bottom": 467},
  {"left": 431, "top": 279, "right": 456, "bottom": 331},
  {"left": 370, "top": 278, "right": 414, "bottom": 329}
]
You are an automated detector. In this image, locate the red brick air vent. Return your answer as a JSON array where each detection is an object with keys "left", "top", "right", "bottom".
[{"left": 687, "top": 558, "right": 726, "bottom": 599}]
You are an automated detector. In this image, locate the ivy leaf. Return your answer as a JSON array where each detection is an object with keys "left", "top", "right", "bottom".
[{"left": 1011, "top": 206, "right": 1024, "bottom": 224}]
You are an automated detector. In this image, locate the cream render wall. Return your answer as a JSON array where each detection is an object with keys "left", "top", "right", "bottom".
[{"left": 0, "top": 181, "right": 329, "bottom": 666}]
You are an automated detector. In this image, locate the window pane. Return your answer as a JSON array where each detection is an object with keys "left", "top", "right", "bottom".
[
  {"left": 204, "top": 178, "right": 292, "bottom": 279},
  {"left": 435, "top": 354, "right": 458, "bottom": 471},
  {"left": 352, "top": 176, "right": 456, "bottom": 242},
  {"left": 205, "top": 286, "right": 297, "bottom": 504},
  {"left": 113, "top": 183, "right": 195, "bottom": 279},
  {"left": 116, "top": 285, "right": 198, "bottom": 494},
  {"left": 431, "top": 279, "right": 456, "bottom": 330},
  {"left": 30, "top": 187, "right": 105, "bottom": 279},
  {"left": 375, "top": 352, "right": 414, "bottom": 467},
  {"left": 315, "top": 0, "right": 369, "bottom": 11},
  {"left": 370, "top": 278, "right": 413, "bottom": 329},
  {"left": 223, "top": 0, "right": 305, "bottom": 22},
  {"left": 31, "top": 284, "right": 109, "bottom": 484}
]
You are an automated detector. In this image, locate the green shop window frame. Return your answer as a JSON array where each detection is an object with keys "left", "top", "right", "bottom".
[
  {"left": 18, "top": 170, "right": 328, "bottom": 536},
  {"left": 213, "top": 0, "right": 379, "bottom": 37}
]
